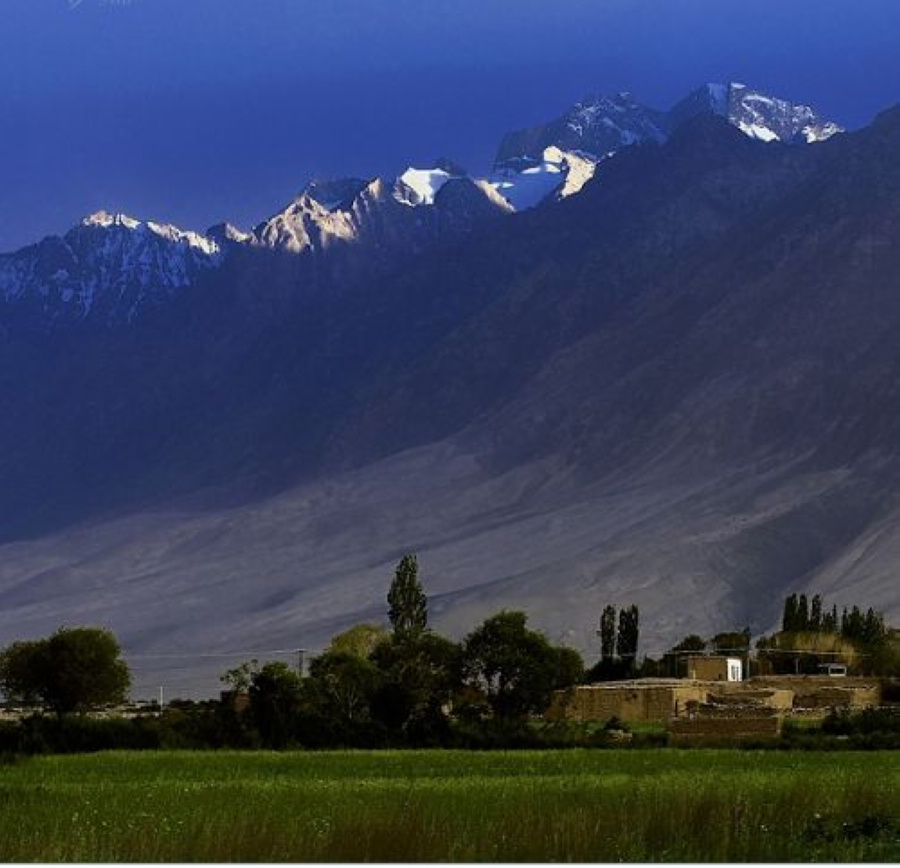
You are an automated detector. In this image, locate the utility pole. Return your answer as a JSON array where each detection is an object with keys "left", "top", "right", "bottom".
[
  {"left": 297, "top": 648, "right": 308, "bottom": 678},
  {"left": 158, "top": 685, "right": 164, "bottom": 716}
]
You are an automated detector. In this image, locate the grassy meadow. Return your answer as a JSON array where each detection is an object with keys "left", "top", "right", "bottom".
[{"left": 0, "top": 749, "right": 897, "bottom": 861}]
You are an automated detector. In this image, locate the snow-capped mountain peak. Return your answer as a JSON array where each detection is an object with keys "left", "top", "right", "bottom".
[
  {"left": 0, "top": 80, "right": 847, "bottom": 325},
  {"left": 82, "top": 210, "right": 141, "bottom": 230},
  {"left": 252, "top": 161, "right": 506, "bottom": 258},
  {"left": 495, "top": 91, "right": 668, "bottom": 169},
  {"left": 0, "top": 212, "right": 223, "bottom": 322},
  {"left": 670, "top": 82, "right": 844, "bottom": 144},
  {"left": 488, "top": 81, "right": 843, "bottom": 212},
  {"left": 78, "top": 211, "right": 221, "bottom": 257}
]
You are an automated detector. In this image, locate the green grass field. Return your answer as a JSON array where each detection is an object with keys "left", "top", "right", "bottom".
[{"left": 0, "top": 749, "right": 897, "bottom": 861}]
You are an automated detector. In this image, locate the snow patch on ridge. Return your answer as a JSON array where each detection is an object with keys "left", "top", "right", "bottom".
[
  {"left": 398, "top": 167, "right": 455, "bottom": 205},
  {"left": 491, "top": 146, "right": 597, "bottom": 211},
  {"left": 83, "top": 211, "right": 140, "bottom": 231}
]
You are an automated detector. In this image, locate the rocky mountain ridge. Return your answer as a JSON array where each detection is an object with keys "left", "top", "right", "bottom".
[
  {"left": 496, "top": 81, "right": 842, "bottom": 165},
  {"left": 0, "top": 82, "right": 841, "bottom": 327}
]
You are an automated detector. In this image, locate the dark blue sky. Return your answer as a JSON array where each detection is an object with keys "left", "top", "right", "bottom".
[{"left": 1, "top": 0, "right": 899, "bottom": 251}]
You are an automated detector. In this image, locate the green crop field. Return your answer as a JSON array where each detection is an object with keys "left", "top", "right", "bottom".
[{"left": 0, "top": 749, "right": 897, "bottom": 861}]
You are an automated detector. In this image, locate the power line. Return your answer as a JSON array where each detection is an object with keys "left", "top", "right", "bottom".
[{"left": 123, "top": 647, "right": 306, "bottom": 660}]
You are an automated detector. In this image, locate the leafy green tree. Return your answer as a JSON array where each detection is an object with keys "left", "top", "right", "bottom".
[
  {"left": 711, "top": 629, "right": 751, "bottom": 654},
  {"left": 387, "top": 554, "right": 427, "bottom": 639},
  {"left": 220, "top": 659, "right": 259, "bottom": 692},
  {"left": 248, "top": 661, "right": 301, "bottom": 748},
  {"left": 328, "top": 623, "right": 390, "bottom": 659},
  {"left": 671, "top": 634, "right": 707, "bottom": 653},
  {"left": 554, "top": 645, "right": 586, "bottom": 687},
  {"left": 0, "top": 640, "right": 45, "bottom": 706},
  {"left": 305, "top": 650, "right": 382, "bottom": 727},
  {"left": 370, "top": 631, "right": 462, "bottom": 743},
  {"left": 461, "top": 611, "right": 582, "bottom": 722},
  {"left": 0, "top": 627, "right": 130, "bottom": 715}
]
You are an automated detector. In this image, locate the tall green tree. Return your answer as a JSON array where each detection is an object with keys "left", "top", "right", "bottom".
[
  {"left": 616, "top": 605, "right": 640, "bottom": 675},
  {"left": 862, "top": 608, "right": 886, "bottom": 646},
  {"left": 370, "top": 631, "right": 462, "bottom": 743},
  {"left": 796, "top": 594, "right": 809, "bottom": 633},
  {"left": 797, "top": 595, "right": 810, "bottom": 631},
  {"left": 843, "top": 606, "right": 864, "bottom": 641},
  {"left": 810, "top": 595, "right": 823, "bottom": 632},
  {"left": 387, "top": 553, "right": 427, "bottom": 640},
  {"left": 782, "top": 594, "right": 799, "bottom": 632},
  {"left": 598, "top": 605, "right": 617, "bottom": 662},
  {"left": 248, "top": 661, "right": 302, "bottom": 748}
]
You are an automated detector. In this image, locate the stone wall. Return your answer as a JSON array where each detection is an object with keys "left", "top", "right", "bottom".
[
  {"left": 548, "top": 675, "right": 884, "bottom": 724},
  {"left": 708, "top": 687, "right": 795, "bottom": 712},
  {"left": 750, "top": 676, "right": 881, "bottom": 709},
  {"left": 669, "top": 714, "right": 783, "bottom": 745},
  {"left": 549, "top": 681, "right": 706, "bottom": 723},
  {"left": 792, "top": 685, "right": 881, "bottom": 710}
]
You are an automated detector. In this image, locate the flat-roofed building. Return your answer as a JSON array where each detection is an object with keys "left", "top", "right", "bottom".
[{"left": 686, "top": 655, "right": 743, "bottom": 682}]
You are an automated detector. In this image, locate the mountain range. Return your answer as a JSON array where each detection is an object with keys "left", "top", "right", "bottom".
[{"left": 3, "top": 81, "right": 899, "bottom": 697}]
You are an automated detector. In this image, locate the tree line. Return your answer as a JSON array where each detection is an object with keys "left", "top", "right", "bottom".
[
  {"left": 0, "top": 571, "right": 896, "bottom": 752},
  {"left": 0, "top": 554, "right": 588, "bottom": 750},
  {"left": 781, "top": 592, "right": 888, "bottom": 647}
]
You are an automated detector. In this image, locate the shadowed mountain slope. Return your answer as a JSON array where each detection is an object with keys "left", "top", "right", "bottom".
[{"left": 1, "top": 109, "right": 899, "bottom": 694}]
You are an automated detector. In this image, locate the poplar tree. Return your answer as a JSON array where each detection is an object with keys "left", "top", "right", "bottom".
[
  {"left": 387, "top": 553, "right": 428, "bottom": 640},
  {"left": 797, "top": 594, "right": 810, "bottom": 631},
  {"left": 810, "top": 595, "right": 823, "bottom": 632},
  {"left": 782, "top": 594, "right": 798, "bottom": 632},
  {"left": 616, "top": 605, "right": 640, "bottom": 674},
  {"left": 598, "top": 605, "right": 617, "bottom": 662}
]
